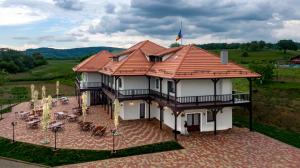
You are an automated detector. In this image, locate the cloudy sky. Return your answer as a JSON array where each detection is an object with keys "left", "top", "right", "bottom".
[{"left": 1, "top": 0, "right": 300, "bottom": 50}]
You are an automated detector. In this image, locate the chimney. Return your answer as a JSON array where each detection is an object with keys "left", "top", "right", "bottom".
[{"left": 220, "top": 50, "right": 228, "bottom": 64}]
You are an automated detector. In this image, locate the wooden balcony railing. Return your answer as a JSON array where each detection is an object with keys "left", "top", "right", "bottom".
[
  {"left": 98, "top": 83, "right": 250, "bottom": 106},
  {"left": 76, "top": 78, "right": 102, "bottom": 89},
  {"left": 176, "top": 93, "right": 249, "bottom": 104}
]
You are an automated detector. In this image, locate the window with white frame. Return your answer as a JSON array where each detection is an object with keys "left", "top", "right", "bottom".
[{"left": 207, "top": 110, "right": 214, "bottom": 122}]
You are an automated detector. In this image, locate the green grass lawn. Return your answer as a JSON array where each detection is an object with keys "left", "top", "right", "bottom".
[
  {"left": 8, "top": 60, "right": 78, "bottom": 85},
  {"left": 233, "top": 115, "right": 300, "bottom": 148},
  {"left": 0, "top": 137, "right": 182, "bottom": 167},
  {"left": 209, "top": 49, "right": 300, "bottom": 64}
]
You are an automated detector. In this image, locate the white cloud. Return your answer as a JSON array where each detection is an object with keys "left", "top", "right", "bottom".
[
  {"left": 0, "top": 43, "right": 39, "bottom": 51},
  {"left": 0, "top": 6, "right": 47, "bottom": 25},
  {"left": 273, "top": 20, "right": 300, "bottom": 41}
]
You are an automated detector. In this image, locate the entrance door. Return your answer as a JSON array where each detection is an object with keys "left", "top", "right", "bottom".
[
  {"left": 187, "top": 113, "right": 200, "bottom": 132},
  {"left": 140, "top": 103, "right": 145, "bottom": 119}
]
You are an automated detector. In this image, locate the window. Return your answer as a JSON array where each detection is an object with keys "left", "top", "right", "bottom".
[
  {"left": 155, "top": 78, "right": 159, "bottom": 89},
  {"left": 167, "top": 81, "right": 175, "bottom": 93},
  {"left": 207, "top": 110, "right": 214, "bottom": 122},
  {"left": 113, "top": 57, "right": 119, "bottom": 62},
  {"left": 118, "top": 78, "right": 122, "bottom": 88},
  {"left": 149, "top": 56, "right": 162, "bottom": 62}
]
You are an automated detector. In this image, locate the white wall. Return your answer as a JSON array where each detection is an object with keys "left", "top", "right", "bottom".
[
  {"left": 180, "top": 107, "right": 232, "bottom": 133},
  {"left": 120, "top": 76, "right": 148, "bottom": 90},
  {"left": 178, "top": 79, "right": 232, "bottom": 97},
  {"left": 86, "top": 73, "right": 102, "bottom": 82},
  {"left": 119, "top": 100, "right": 150, "bottom": 120}
]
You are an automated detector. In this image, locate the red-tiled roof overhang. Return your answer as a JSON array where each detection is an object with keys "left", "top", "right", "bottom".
[{"left": 73, "top": 50, "right": 113, "bottom": 72}]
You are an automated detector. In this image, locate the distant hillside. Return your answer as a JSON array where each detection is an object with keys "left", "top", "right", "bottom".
[{"left": 25, "top": 47, "right": 124, "bottom": 59}]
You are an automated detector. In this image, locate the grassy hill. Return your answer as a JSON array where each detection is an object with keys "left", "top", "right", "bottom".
[
  {"left": 209, "top": 49, "right": 300, "bottom": 64},
  {"left": 26, "top": 46, "right": 124, "bottom": 59}
]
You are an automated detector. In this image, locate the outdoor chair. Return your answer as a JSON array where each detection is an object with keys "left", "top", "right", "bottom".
[
  {"left": 91, "top": 125, "right": 107, "bottom": 137},
  {"left": 79, "top": 121, "right": 93, "bottom": 131}
]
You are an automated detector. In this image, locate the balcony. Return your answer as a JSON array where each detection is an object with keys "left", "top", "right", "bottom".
[
  {"left": 75, "top": 78, "right": 102, "bottom": 90},
  {"left": 100, "top": 84, "right": 250, "bottom": 109}
]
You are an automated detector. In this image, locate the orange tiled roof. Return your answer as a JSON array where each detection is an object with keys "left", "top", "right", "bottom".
[
  {"left": 151, "top": 46, "right": 183, "bottom": 57},
  {"left": 73, "top": 50, "right": 113, "bottom": 72},
  {"left": 147, "top": 45, "right": 260, "bottom": 79},
  {"left": 75, "top": 40, "right": 260, "bottom": 79},
  {"left": 99, "top": 40, "right": 166, "bottom": 75}
]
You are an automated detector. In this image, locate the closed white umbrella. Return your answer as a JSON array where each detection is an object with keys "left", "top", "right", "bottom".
[
  {"left": 56, "top": 81, "right": 60, "bottom": 99},
  {"left": 114, "top": 99, "right": 121, "bottom": 129},
  {"left": 81, "top": 92, "right": 88, "bottom": 122},
  {"left": 41, "top": 97, "right": 51, "bottom": 144},
  {"left": 33, "top": 90, "right": 39, "bottom": 111},
  {"left": 41, "top": 86, "right": 46, "bottom": 104}
]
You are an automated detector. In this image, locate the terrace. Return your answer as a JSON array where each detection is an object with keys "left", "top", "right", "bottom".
[{"left": 0, "top": 97, "right": 173, "bottom": 150}]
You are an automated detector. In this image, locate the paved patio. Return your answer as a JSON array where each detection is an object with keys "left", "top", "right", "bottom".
[
  {"left": 0, "top": 97, "right": 173, "bottom": 150},
  {"left": 1, "top": 97, "right": 300, "bottom": 167},
  {"left": 62, "top": 128, "right": 300, "bottom": 168}
]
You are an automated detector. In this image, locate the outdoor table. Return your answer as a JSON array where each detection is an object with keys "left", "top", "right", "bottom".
[
  {"left": 19, "top": 112, "right": 30, "bottom": 120},
  {"left": 48, "top": 121, "right": 63, "bottom": 131},
  {"left": 67, "top": 114, "right": 78, "bottom": 122},
  {"left": 26, "top": 119, "right": 40, "bottom": 128},
  {"left": 54, "top": 112, "right": 66, "bottom": 119}
]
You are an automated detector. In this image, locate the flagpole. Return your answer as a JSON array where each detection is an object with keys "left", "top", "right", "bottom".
[{"left": 180, "top": 21, "right": 183, "bottom": 45}]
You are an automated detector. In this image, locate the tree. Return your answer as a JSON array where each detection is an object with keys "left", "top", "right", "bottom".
[
  {"left": 277, "top": 40, "right": 298, "bottom": 53},
  {"left": 0, "top": 70, "right": 7, "bottom": 86},
  {"left": 169, "top": 42, "right": 180, "bottom": 48},
  {"left": 249, "top": 63, "right": 275, "bottom": 82},
  {"left": 241, "top": 51, "right": 249, "bottom": 57}
]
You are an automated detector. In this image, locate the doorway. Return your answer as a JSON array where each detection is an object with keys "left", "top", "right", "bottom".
[
  {"left": 140, "top": 103, "right": 145, "bottom": 119},
  {"left": 187, "top": 113, "right": 201, "bottom": 132}
]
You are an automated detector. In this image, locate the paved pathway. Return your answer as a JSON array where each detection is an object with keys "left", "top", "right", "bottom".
[
  {"left": 0, "top": 158, "right": 45, "bottom": 168},
  {"left": 62, "top": 128, "right": 300, "bottom": 168}
]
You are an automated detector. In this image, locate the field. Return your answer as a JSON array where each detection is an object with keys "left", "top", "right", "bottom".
[
  {"left": 0, "top": 60, "right": 78, "bottom": 105},
  {"left": 8, "top": 60, "right": 79, "bottom": 85},
  {"left": 218, "top": 49, "right": 300, "bottom": 136},
  {"left": 210, "top": 49, "right": 300, "bottom": 64}
]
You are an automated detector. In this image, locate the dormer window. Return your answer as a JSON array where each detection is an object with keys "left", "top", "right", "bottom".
[
  {"left": 149, "top": 56, "right": 162, "bottom": 62},
  {"left": 113, "top": 57, "right": 119, "bottom": 62}
]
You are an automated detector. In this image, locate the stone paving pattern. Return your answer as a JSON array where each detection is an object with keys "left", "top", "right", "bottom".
[
  {"left": 63, "top": 128, "right": 300, "bottom": 168},
  {"left": 0, "top": 97, "right": 173, "bottom": 150},
  {"left": 0, "top": 97, "right": 300, "bottom": 167}
]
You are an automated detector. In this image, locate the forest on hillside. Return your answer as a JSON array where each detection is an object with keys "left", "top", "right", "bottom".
[{"left": 0, "top": 49, "right": 47, "bottom": 73}]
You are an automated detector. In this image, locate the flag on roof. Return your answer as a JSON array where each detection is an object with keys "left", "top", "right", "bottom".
[{"left": 176, "top": 29, "right": 182, "bottom": 41}]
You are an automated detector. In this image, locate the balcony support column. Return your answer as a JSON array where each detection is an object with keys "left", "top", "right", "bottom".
[
  {"left": 159, "top": 78, "right": 163, "bottom": 98},
  {"left": 159, "top": 106, "right": 163, "bottom": 130},
  {"left": 174, "top": 111, "right": 182, "bottom": 141},
  {"left": 147, "top": 76, "right": 151, "bottom": 120},
  {"left": 248, "top": 78, "right": 253, "bottom": 131},
  {"left": 110, "top": 100, "right": 113, "bottom": 119},
  {"left": 211, "top": 78, "right": 219, "bottom": 135},
  {"left": 114, "top": 76, "right": 120, "bottom": 98}
]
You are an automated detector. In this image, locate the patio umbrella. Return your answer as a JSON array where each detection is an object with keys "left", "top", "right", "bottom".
[
  {"left": 81, "top": 92, "right": 87, "bottom": 122},
  {"left": 41, "top": 85, "right": 46, "bottom": 104},
  {"left": 47, "top": 95, "right": 54, "bottom": 119},
  {"left": 30, "top": 84, "right": 35, "bottom": 101},
  {"left": 56, "top": 81, "right": 60, "bottom": 99},
  {"left": 41, "top": 97, "right": 51, "bottom": 144},
  {"left": 114, "top": 99, "right": 121, "bottom": 129},
  {"left": 33, "top": 90, "right": 39, "bottom": 111}
]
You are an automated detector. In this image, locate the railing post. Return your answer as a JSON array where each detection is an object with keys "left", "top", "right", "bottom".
[
  {"left": 248, "top": 78, "right": 253, "bottom": 131},
  {"left": 159, "top": 78, "right": 163, "bottom": 98}
]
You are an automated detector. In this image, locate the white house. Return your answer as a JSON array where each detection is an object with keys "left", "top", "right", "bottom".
[{"left": 74, "top": 40, "right": 260, "bottom": 139}]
